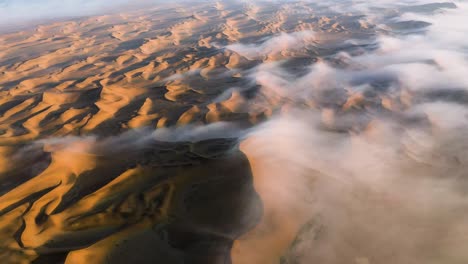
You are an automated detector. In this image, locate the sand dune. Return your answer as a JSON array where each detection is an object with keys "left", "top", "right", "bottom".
[
  {"left": 0, "top": 2, "right": 367, "bottom": 260},
  {"left": 0, "top": 136, "right": 261, "bottom": 263},
  {"left": 1, "top": 0, "right": 372, "bottom": 143},
  {"left": 1, "top": 0, "right": 468, "bottom": 263}
]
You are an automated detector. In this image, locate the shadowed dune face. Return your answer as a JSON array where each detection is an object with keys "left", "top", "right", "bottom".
[
  {"left": 0, "top": 136, "right": 262, "bottom": 263},
  {"left": 1, "top": 0, "right": 468, "bottom": 263}
]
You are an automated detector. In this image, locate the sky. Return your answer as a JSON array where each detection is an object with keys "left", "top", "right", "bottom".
[
  {"left": 0, "top": 0, "right": 448, "bottom": 29},
  {"left": 0, "top": 0, "right": 150, "bottom": 30}
]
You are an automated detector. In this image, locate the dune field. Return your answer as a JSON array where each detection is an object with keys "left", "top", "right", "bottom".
[{"left": 1, "top": 0, "right": 468, "bottom": 263}]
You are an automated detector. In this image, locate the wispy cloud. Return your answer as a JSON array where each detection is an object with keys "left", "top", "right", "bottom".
[{"left": 226, "top": 30, "right": 316, "bottom": 59}]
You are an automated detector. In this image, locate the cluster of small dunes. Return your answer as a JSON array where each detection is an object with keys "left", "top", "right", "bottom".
[{"left": 0, "top": 1, "right": 378, "bottom": 145}]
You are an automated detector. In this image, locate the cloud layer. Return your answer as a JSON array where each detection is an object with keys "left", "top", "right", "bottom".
[{"left": 230, "top": 1, "right": 468, "bottom": 263}]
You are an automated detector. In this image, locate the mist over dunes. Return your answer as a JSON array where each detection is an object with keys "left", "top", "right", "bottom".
[{"left": 1, "top": 0, "right": 468, "bottom": 263}]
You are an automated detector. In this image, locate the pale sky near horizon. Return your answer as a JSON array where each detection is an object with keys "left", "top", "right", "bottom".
[
  {"left": 0, "top": 0, "right": 152, "bottom": 29},
  {"left": 0, "top": 0, "right": 455, "bottom": 31}
]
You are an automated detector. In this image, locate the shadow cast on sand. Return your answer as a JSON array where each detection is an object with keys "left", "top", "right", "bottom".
[{"left": 0, "top": 138, "right": 263, "bottom": 264}]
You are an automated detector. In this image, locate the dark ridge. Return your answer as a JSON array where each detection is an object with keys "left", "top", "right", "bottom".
[
  {"left": 419, "top": 88, "right": 468, "bottom": 105},
  {"left": 400, "top": 2, "right": 457, "bottom": 13},
  {"left": 388, "top": 20, "right": 432, "bottom": 31},
  {"left": 31, "top": 253, "right": 68, "bottom": 264}
]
